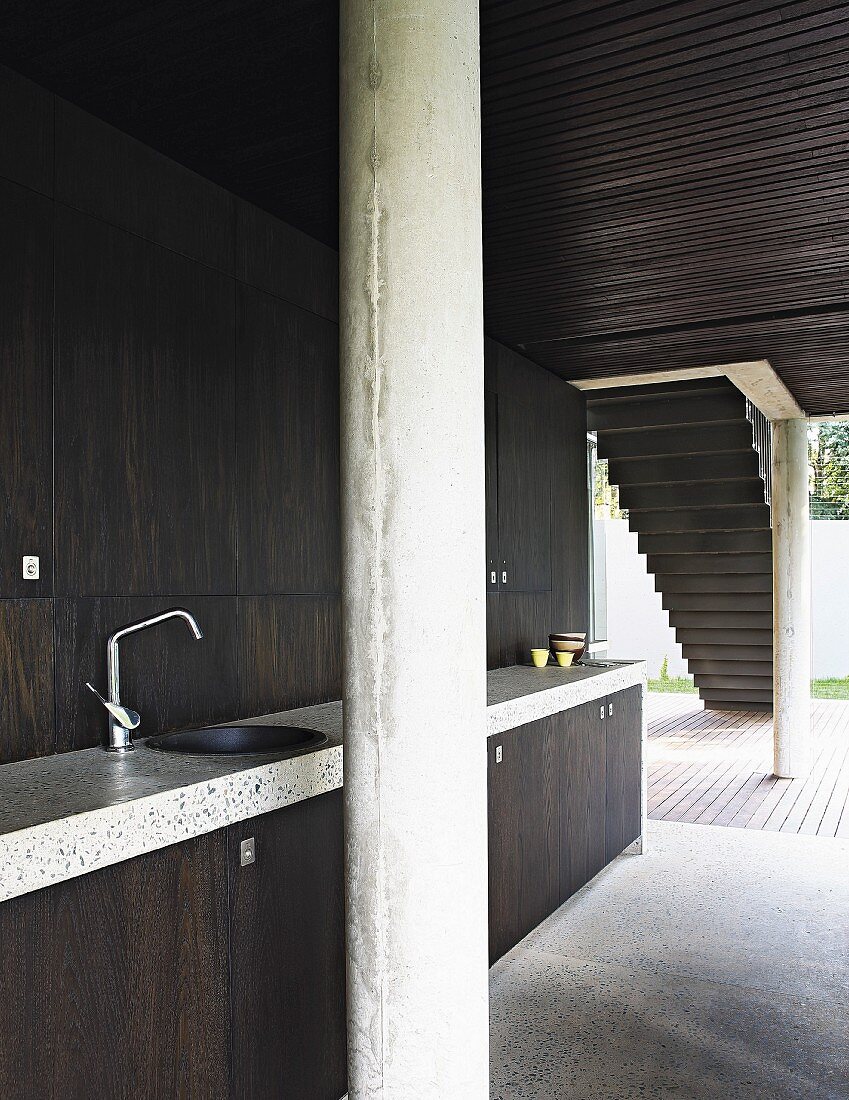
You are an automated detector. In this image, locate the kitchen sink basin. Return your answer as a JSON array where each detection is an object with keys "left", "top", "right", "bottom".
[{"left": 146, "top": 725, "right": 329, "bottom": 757}]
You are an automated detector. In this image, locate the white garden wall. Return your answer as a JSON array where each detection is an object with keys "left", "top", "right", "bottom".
[
  {"left": 603, "top": 518, "right": 687, "bottom": 678},
  {"left": 811, "top": 521, "right": 849, "bottom": 679},
  {"left": 603, "top": 517, "right": 849, "bottom": 681}
]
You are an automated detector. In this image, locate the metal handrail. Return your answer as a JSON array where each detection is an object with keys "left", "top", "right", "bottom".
[{"left": 745, "top": 398, "right": 772, "bottom": 513}]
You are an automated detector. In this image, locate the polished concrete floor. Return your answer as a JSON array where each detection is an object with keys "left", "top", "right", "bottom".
[{"left": 490, "top": 821, "right": 849, "bottom": 1099}]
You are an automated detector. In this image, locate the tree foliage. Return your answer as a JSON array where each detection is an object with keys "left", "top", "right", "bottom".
[{"left": 809, "top": 424, "right": 849, "bottom": 519}]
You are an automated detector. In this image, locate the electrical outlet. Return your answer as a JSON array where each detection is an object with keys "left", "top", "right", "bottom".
[
  {"left": 495, "top": 745, "right": 503, "bottom": 764},
  {"left": 240, "top": 838, "right": 256, "bottom": 867},
  {"left": 22, "top": 556, "right": 39, "bottom": 580}
]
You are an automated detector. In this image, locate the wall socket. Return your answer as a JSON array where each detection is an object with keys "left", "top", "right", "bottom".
[
  {"left": 240, "top": 837, "right": 256, "bottom": 867},
  {"left": 495, "top": 745, "right": 503, "bottom": 764},
  {"left": 22, "top": 555, "right": 39, "bottom": 580}
]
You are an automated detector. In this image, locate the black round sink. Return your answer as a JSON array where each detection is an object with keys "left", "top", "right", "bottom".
[{"left": 146, "top": 725, "right": 329, "bottom": 757}]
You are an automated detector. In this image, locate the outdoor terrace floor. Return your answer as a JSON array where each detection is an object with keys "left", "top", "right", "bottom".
[{"left": 647, "top": 692, "right": 849, "bottom": 837}]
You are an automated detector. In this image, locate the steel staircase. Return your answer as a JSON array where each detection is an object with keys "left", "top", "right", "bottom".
[{"left": 588, "top": 378, "right": 773, "bottom": 711}]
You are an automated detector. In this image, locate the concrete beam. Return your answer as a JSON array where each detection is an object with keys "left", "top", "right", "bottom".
[
  {"left": 569, "top": 359, "right": 804, "bottom": 420},
  {"left": 339, "top": 1, "right": 489, "bottom": 1097}
]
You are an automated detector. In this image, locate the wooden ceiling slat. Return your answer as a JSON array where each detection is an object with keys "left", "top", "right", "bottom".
[{"left": 3, "top": 1, "right": 849, "bottom": 412}]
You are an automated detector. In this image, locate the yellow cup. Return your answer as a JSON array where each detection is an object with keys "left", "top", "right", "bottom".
[
  {"left": 530, "top": 648, "right": 549, "bottom": 668},
  {"left": 555, "top": 651, "right": 574, "bottom": 667}
]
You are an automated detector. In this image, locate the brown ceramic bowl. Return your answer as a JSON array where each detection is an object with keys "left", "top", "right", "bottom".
[{"left": 549, "top": 632, "right": 587, "bottom": 662}]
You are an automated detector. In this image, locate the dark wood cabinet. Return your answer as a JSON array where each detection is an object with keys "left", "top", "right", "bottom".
[
  {"left": 228, "top": 790, "right": 347, "bottom": 1100},
  {"left": 605, "top": 685, "right": 643, "bottom": 862},
  {"left": 557, "top": 699, "right": 606, "bottom": 902},
  {"left": 483, "top": 339, "right": 588, "bottom": 670},
  {"left": 485, "top": 388, "right": 500, "bottom": 594},
  {"left": 0, "top": 831, "right": 230, "bottom": 1100},
  {"left": 488, "top": 687, "right": 642, "bottom": 962},
  {"left": 496, "top": 392, "right": 552, "bottom": 594},
  {"left": 483, "top": 386, "right": 552, "bottom": 599},
  {"left": 0, "top": 792, "right": 347, "bottom": 1099},
  {"left": 487, "top": 718, "right": 558, "bottom": 964}
]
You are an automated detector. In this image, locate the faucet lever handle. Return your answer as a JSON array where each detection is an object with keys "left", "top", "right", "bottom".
[{"left": 85, "top": 682, "right": 141, "bottom": 730}]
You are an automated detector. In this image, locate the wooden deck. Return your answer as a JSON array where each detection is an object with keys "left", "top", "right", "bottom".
[{"left": 646, "top": 692, "right": 849, "bottom": 837}]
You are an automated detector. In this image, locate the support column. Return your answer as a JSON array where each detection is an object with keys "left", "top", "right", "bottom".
[
  {"left": 339, "top": 2, "right": 489, "bottom": 1098},
  {"left": 772, "top": 418, "right": 811, "bottom": 778}
]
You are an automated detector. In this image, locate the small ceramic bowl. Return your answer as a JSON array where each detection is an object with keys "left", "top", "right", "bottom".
[
  {"left": 549, "top": 632, "right": 587, "bottom": 662},
  {"left": 530, "top": 648, "right": 550, "bottom": 668},
  {"left": 554, "top": 651, "right": 574, "bottom": 667}
]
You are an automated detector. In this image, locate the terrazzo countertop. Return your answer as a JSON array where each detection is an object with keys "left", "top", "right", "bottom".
[
  {"left": 0, "top": 660, "right": 644, "bottom": 904},
  {"left": 486, "top": 659, "right": 645, "bottom": 735}
]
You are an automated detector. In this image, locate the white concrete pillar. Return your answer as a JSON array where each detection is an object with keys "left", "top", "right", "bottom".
[
  {"left": 339, "top": 2, "right": 489, "bottom": 1098},
  {"left": 772, "top": 418, "right": 812, "bottom": 778}
]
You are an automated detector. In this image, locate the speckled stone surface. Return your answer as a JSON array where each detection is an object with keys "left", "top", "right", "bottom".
[
  {"left": 486, "top": 660, "right": 646, "bottom": 735},
  {"left": 490, "top": 820, "right": 849, "bottom": 1099},
  {"left": 0, "top": 703, "right": 343, "bottom": 903},
  {"left": 0, "top": 663, "right": 644, "bottom": 905}
]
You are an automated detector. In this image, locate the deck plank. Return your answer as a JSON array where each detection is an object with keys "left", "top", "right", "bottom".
[{"left": 646, "top": 693, "right": 849, "bottom": 839}]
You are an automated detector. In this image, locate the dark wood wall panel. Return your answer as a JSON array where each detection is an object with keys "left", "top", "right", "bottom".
[
  {"left": 236, "top": 286, "right": 340, "bottom": 595},
  {"left": 54, "top": 595, "right": 239, "bottom": 752},
  {"left": 236, "top": 201, "right": 339, "bottom": 322},
  {"left": 238, "top": 595, "right": 341, "bottom": 715},
  {"left": 0, "top": 180, "right": 53, "bottom": 599},
  {"left": 0, "top": 65, "right": 52, "bottom": 195},
  {"left": 0, "top": 65, "right": 588, "bottom": 761},
  {"left": 0, "top": 600, "right": 54, "bottom": 763},
  {"left": 55, "top": 99, "right": 235, "bottom": 273},
  {"left": 54, "top": 208, "right": 236, "bottom": 597},
  {"left": 498, "top": 592, "right": 552, "bottom": 669},
  {"left": 0, "top": 830, "right": 230, "bottom": 1099}
]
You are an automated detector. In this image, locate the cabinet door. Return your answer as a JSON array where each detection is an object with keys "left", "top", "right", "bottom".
[
  {"left": 605, "top": 686, "right": 643, "bottom": 862},
  {"left": 488, "top": 719, "right": 558, "bottom": 964},
  {"left": 485, "top": 388, "right": 500, "bottom": 593},
  {"left": 556, "top": 700, "right": 606, "bottom": 903},
  {"left": 496, "top": 393, "right": 552, "bottom": 593},
  {"left": 228, "top": 789, "right": 347, "bottom": 1100},
  {"left": 0, "top": 832, "right": 230, "bottom": 1100}
]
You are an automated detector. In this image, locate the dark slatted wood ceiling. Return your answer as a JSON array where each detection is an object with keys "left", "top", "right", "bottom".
[
  {"left": 480, "top": 0, "right": 849, "bottom": 415},
  {"left": 3, "top": 1, "right": 849, "bottom": 413}
]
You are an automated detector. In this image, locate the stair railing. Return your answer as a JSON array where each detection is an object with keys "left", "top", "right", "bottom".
[{"left": 745, "top": 398, "right": 772, "bottom": 511}]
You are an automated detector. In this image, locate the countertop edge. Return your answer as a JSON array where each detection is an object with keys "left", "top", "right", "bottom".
[
  {"left": 0, "top": 662, "right": 646, "bottom": 904},
  {"left": 0, "top": 743, "right": 343, "bottom": 904},
  {"left": 487, "top": 662, "right": 647, "bottom": 735}
]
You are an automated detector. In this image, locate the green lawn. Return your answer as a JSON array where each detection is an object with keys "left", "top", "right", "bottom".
[
  {"left": 811, "top": 678, "right": 849, "bottom": 700},
  {"left": 647, "top": 676, "right": 849, "bottom": 700},
  {"left": 648, "top": 676, "right": 697, "bottom": 694}
]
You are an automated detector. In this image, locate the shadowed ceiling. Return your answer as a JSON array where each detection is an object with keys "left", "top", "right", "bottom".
[{"left": 2, "top": 0, "right": 848, "bottom": 414}]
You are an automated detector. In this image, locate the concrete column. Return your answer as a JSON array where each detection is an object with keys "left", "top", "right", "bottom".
[
  {"left": 772, "top": 418, "right": 812, "bottom": 778},
  {"left": 339, "top": 2, "right": 489, "bottom": 1098}
]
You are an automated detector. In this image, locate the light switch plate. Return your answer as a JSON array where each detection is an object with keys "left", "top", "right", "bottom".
[
  {"left": 22, "top": 555, "right": 39, "bottom": 580},
  {"left": 240, "top": 838, "right": 256, "bottom": 867}
]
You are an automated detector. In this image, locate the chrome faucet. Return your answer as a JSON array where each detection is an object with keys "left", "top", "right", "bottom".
[{"left": 86, "top": 607, "right": 204, "bottom": 752}]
